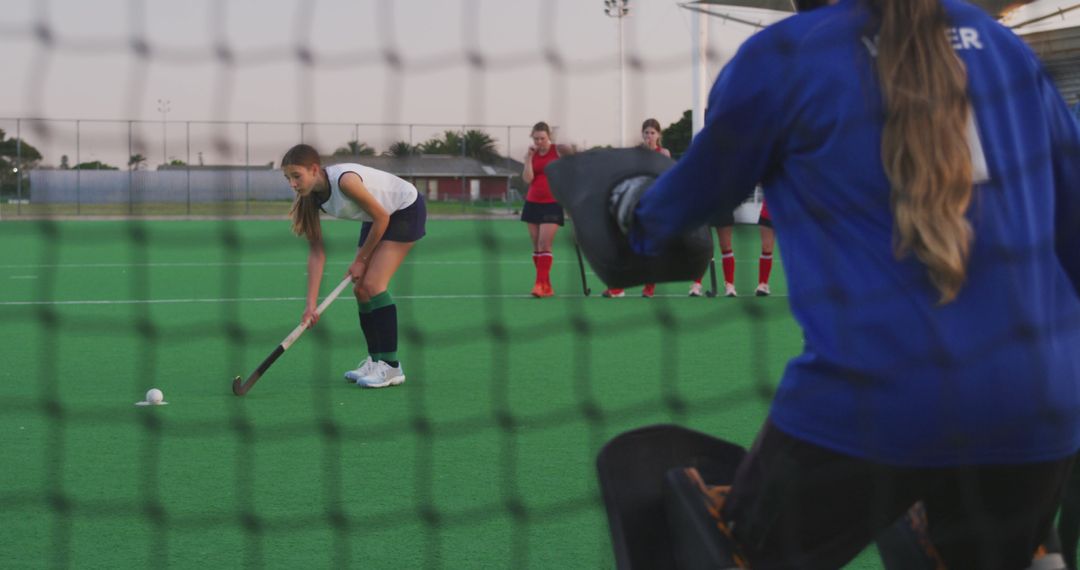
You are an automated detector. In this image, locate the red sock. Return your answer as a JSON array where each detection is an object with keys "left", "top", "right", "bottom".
[
  {"left": 721, "top": 249, "right": 735, "bottom": 284},
  {"left": 759, "top": 252, "right": 773, "bottom": 284},
  {"left": 532, "top": 252, "right": 541, "bottom": 282},
  {"left": 537, "top": 251, "right": 553, "bottom": 284}
]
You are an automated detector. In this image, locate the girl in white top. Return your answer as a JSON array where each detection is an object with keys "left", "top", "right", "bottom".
[{"left": 282, "top": 143, "right": 427, "bottom": 388}]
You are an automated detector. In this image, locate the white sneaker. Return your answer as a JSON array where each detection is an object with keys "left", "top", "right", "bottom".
[
  {"left": 724, "top": 283, "right": 737, "bottom": 297},
  {"left": 344, "top": 356, "right": 378, "bottom": 383},
  {"left": 755, "top": 283, "right": 771, "bottom": 297},
  {"left": 356, "top": 361, "right": 406, "bottom": 388},
  {"left": 688, "top": 283, "right": 703, "bottom": 297}
]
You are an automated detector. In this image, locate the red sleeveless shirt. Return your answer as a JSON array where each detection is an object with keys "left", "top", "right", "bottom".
[{"left": 526, "top": 146, "right": 560, "bottom": 203}]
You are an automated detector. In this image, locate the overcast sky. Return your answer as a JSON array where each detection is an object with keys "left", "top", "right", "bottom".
[
  {"left": 0, "top": 0, "right": 784, "bottom": 167},
  {"left": 0, "top": 0, "right": 1074, "bottom": 168}
]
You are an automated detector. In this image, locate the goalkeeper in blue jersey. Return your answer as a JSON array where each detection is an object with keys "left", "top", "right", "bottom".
[{"left": 623, "top": 0, "right": 1080, "bottom": 567}]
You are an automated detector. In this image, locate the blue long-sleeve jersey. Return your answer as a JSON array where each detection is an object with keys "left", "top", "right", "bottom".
[{"left": 632, "top": 0, "right": 1080, "bottom": 466}]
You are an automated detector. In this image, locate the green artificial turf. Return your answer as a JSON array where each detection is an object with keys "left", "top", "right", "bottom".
[{"left": 0, "top": 219, "right": 885, "bottom": 568}]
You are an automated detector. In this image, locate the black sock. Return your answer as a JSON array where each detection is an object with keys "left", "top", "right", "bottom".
[
  {"left": 358, "top": 301, "right": 376, "bottom": 357},
  {"left": 368, "top": 291, "right": 398, "bottom": 363}
]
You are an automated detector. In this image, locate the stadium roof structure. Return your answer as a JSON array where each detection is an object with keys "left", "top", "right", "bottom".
[
  {"left": 678, "top": 0, "right": 1058, "bottom": 28},
  {"left": 681, "top": 0, "right": 1080, "bottom": 99},
  {"left": 682, "top": 0, "right": 1035, "bottom": 20},
  {"left": 1022, "top": 20, "right": 1080, "bottom": 97},
  {"left": 675, "top": 0, "right": 1080, "bottom": 138}
]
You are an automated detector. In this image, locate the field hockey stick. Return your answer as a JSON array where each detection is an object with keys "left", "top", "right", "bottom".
[
  {"left": 231, "top": 276, "right": 353, "bottom": 396},
  {"left": 706, "top": 259, "right": 719, "bottom": 298},
  {"left": 573, "top": 240, "right": 591, "bottom": 296}
]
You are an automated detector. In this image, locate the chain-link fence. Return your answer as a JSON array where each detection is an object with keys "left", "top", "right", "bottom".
[{"left": 0, "top": 118, "right": 538, "bottom": 217}]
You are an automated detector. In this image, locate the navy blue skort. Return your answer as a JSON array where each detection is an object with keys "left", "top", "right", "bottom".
[{"left": 358, "top": 194, "right": 427, "bottom": 246}]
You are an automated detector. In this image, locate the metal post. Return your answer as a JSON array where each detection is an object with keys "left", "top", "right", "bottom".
[
  {"left": 157, "top": 98, "right": 170, "bottom": 167},
  {"left": 604, "top": 1, "right": 630, "bottom": 146},
  {"left": 15, "top": 119, "right": 21, "bottom": 216},
  {"left": 618, "top": 14, "right": 626, "bottom": 146},
  {"left": 245, "top": 122, "right": 250, "bottom": 214},
  {"left": 506, "top": 125, "right": 512, "bottom": 207},
  {"left": 76, "top": 120, "right": 81, "bottom": 215},
  {"left": 690, "top": 9, "right": 708, "bottom": 137},
  {"left": 461, "top": 125, "right": 467, "bottom": 207},
  {"left": 128, "top": 120, "right": 133, "bottom": 214},
  {"left": 186, "top": 121, "right": 191, "bottom": 215}
]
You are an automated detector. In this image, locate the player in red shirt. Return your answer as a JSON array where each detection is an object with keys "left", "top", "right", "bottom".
[
  {"left": 688, "top": 196, "right": 775, "bottom": 297},
  {"left": 603, "top": 118, "right": 672, "bottom": 298},
  {"left": 521, "top": 122, "right": 562, "bottom": 297}
]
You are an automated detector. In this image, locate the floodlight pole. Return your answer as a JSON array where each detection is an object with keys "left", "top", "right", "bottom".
[
  {"left": 157, "top": 98, "right": 171, "bottom": 167},
  {"left": 604, "top": 0, "right": 630, "bottom": 146},
  {"left": 690, "top": 10, "right": 707, "bottom": 137}
]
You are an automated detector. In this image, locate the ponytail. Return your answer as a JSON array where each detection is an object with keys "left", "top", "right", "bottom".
[
  {"left": 289, "top": 193, "right": 322, "bottom": 242},
  {"left": 874, "top": 0, "right": 973, "bottom": 304}
]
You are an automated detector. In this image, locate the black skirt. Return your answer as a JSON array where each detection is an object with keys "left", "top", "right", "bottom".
[
  {"left": 358, "top": 194, "right": 427, "bottom": 246},
  {"left": 520, "top": 200, "right": 565, "bottom": 226}
]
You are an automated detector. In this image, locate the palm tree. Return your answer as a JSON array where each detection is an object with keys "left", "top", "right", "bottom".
[
  {"left": 418, "top": 130, "right": 464, "bottom": 156},
  {"left": 128, "top": 154, "right": 147, "bottom": 171},
  {"left": 332, "top": 140, "right": 376, "bottom": 157},
  {"left": 385, "top": 141, "right": 419, "bottom": 157},
  {"left": 418, "top": 130, "right": 501, "bottom": 163},
  {"left": 462, "top": 129, "right": 500, "bottom": 163}
]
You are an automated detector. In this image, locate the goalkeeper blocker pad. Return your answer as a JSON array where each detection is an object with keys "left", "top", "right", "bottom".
[
  {"left": 546, "top": 148, "right": 713, "bottom": 290},
  {"left": 596, "top": 424, "right": 747, "bottom": 569}
]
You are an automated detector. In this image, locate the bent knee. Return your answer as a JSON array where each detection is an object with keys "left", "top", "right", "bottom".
[
  {"left": 357, "top": 279, "right": 387, "bottom": 300},
  {"left": 353, "top": 282, "right": 372, "bottom": 302}
]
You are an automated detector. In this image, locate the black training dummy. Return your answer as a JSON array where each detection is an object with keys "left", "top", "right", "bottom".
[{"left": 546, "top": 147, "right": 712, "bottom": 290}]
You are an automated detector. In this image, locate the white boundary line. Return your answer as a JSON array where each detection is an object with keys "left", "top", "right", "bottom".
[
  {"left": 0, "top": 293, "right": 786, "bottom": 307},
  {"left": 0, "top": 259, "right": 768, "bottom": 270},
  {"left": 0, "top": 295, "right": 521, "bottom": 306},
  {"left": 0, "top": 260, "right": 579, "bottom": 269}
]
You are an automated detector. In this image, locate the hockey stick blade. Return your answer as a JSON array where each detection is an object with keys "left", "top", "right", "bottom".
[
  {"left": 232, "top": 345, "right": 285, "bottom": 396},
  {"left": 230, "top": 276, "right": 353, "bottom": 396},
  {"left": 706, "top": 259, "right": 719, "bottom": 298}
]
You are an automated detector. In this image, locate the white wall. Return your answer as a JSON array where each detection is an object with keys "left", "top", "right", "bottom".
[{"left": 26, "top": 170, "right": 294, "bottom": 203}]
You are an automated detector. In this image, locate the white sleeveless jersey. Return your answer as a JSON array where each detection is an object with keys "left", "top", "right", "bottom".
[{"left": 322, "top": 163, "right": 418, "bottom": 221}]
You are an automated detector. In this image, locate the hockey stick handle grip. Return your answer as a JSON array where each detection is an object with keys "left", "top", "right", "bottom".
[{"left": 281, "top": 276, "right": 353, "bottom": 350}]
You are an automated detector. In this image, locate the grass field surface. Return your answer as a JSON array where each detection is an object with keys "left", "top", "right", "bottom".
[{"left": 0, "top": 218, "right": 886, "bottom": 568}]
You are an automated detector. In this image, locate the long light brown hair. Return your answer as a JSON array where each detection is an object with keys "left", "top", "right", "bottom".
[
  {"left": 874, "top": 0, "right": 973, "bottom": 304},
  {"left": 282, "top": 144, "right": 323, "bottom": 242}
]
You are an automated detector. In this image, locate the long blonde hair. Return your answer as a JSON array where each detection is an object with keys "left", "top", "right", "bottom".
[
  {"left": 874, "top": 0, "right": 973, "bottom": 304},
  {"left": 282, "top": 143, "right": 323, "bottom": 242}
]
